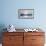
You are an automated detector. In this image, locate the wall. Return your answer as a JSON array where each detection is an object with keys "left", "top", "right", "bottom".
[{"left": 0, "top": 0, "right": 46, "bottom": 30}]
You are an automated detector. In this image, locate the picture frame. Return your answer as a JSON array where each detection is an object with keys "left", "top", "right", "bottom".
[{"left": 18, "top": 9, "right": 34, "bottom": 19}]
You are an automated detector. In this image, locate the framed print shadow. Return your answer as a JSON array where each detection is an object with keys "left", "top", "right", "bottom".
[{"left": 18, "top": 9, "right": 34, "bottom": 19}]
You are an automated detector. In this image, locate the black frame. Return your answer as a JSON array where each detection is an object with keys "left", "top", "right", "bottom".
[{"left": 18, "top": 9, "right": 34, "bottom": 19}]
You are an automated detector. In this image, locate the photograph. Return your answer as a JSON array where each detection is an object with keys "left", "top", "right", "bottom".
[{"left": 18, "top": 9, "right": 34, "bottom": 19}]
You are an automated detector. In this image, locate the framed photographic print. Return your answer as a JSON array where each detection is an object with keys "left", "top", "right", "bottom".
[{"left": 18, "top": 9, "right": 34, "bottom": 19}]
